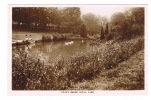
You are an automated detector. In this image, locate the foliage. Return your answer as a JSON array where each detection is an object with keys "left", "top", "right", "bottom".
[
  {"left": 105, "top": 23, "right": 109, "bottom": 36},
  {"left": 42, "top": 33, "right": 74, "bottom": 42},
  {"left": 110, "top": 12, "right": 125, "bottom": 26},
  {"left": 110, "top": 7, "right": 144, "bottom": 39},
  {"left": 100, "top": 26, "right": 105, "bottom": 39},
  {"left": 80, "top": 24, "right": 87, "bottom": 38},
  {"left": 12, "top": 36, "right": 144, "bottom": 90},
  {"left": 12, "top": 7, "right": 82, "bottom": 34},
  {"left": 82, "top": 13, "right": 105, "bottom": 35},
  {"left": 105, "top": 33, "right": 114, "bottom": 41}
]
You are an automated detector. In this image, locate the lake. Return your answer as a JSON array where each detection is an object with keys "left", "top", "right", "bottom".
[
  {"left": 12, "top": 40, "right": 96, "bottom": 61},
  {"left": 12, "top": 32, "right": 98, "bottom": 60},
  {"left": 12, "top": 32, "right": 45, "bottom": 41}
]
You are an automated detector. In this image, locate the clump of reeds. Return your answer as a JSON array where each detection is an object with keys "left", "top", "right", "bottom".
[{"left": 42, "top": 33, "right": 73, "bottom": 42}]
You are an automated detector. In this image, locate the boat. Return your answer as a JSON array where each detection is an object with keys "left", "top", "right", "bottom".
[{"left": 12, "top": 34, "right": 35, "bottom": 46}]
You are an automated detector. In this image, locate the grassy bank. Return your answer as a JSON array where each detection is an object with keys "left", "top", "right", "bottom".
[
  {"left": 12, "top": 36, "right": 144, "bottom": 90},
  {"left": 70, "top": 50, "right": 144, "bottom": 90}
]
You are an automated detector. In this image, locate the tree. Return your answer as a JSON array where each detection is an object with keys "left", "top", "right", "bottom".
[
  {"left": 12, "top": 7, "right": 83, "bottom": 33},
  {"left": 80, "top": 24, "right": 87, "bottom": 37},
  {"left": 123, "top": 7, "right": 144, "bottom": 37},
  {"left": 110, "top": 7, "right": 144, "bottom": 39},
  {"left": 12, "top": 7, "right": 49, "bottom": 30},
  {"left": 131, "top": 8, "right": 144, "bottom": 25},
  {"left": 105, "top": 23, "right": 109, "bottom": 36},
  {"left": 110, "top": 12, "right": 127, "bottom": 39},
  {"left": 126, "top": 7, "right": 144, "bottom": 35},
  {"left": 82, "top": 13, "right": 102, "bottom": 35},
  {"left": 100, "top": 26, "right": 105, "bottom": 39},
  {"left": 99, "top": 16, "right": 108, "bottom": 28},
  {"left": 60, "top": 7, "right": 82, "bottom": 33},
  {"left": 12, "top": 8, "right": 27, "bottom": 27},
  {"left": 110, "top": 12, "right": 126, "bottom": 27}
]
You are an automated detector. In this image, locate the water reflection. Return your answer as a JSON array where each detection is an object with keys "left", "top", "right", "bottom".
[{"left": 13, "top": 40, "right": 93, "bottom": 60}]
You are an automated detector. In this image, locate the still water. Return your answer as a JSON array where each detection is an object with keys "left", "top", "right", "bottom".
[{"left": 13, "top": 40, "right": 95, "bottom": 60}]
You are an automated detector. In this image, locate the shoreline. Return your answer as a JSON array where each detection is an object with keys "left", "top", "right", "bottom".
[{"left": 12, "top": 37, "right": 96, "bottom": 46}]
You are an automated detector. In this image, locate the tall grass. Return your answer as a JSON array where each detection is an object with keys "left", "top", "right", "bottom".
[{"left": 12, "top": 36, "right": 144, "bottom": 90}]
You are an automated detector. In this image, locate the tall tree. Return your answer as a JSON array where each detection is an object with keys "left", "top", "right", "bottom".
[
  {"left": 105, "top": 23, "right": 109, "bottom": 36},
  {"left": 131, "top": 7, "right": 144, "bottom": 25},
  {"left": 60, "top": 7, "right": 82, "bottom": 33},
  {"left": 100, "top": 26, "right": 105, "bottom": 39},
  {"left": 82, "top": 13, "right": 102, "bottom": 35},
  {"left": 110, "top": 12, "right": 126, "bottom": 27}
]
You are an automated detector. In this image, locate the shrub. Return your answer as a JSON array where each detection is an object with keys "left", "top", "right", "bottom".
[{"left": 105, "top": 33, "right": 114, "bottom": 41}]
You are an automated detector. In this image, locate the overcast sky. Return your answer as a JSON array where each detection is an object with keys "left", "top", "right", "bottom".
[{"left": 80, "top": 5, "right": 130, "bottom": 19}]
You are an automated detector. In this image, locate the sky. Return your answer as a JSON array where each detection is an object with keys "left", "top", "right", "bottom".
[{"left": 80, "top": 5, "right": 130, "bottom": 19}]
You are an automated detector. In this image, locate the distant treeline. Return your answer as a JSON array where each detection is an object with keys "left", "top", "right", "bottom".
[
  {"left": 12, "top": 7, "right": 87, "bottom": 37},
  {"left": 12, "top": 7, "right": 144, "bottom": 39},
  {"left": 102, "top": 7, "right": 144, "bottom": 40}
]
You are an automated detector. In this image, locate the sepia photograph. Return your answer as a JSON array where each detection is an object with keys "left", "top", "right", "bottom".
[{"left": 11, "top": 5, "right": 145, "bottom": 91}]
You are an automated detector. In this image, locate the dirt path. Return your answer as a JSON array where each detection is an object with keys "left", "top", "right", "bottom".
[{"left": 70, "top": 50, "right": 144, "bottom": 90}]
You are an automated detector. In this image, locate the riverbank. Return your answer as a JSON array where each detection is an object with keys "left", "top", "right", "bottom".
[
  {"left": 69, "top": 49, "right": 144, "bottom": 90},
  {"left": 12, "top": 31, "right": 91, "bottom": 46},
  {"left": 12, "top": 36, "right": 144, "bottom": 90}
]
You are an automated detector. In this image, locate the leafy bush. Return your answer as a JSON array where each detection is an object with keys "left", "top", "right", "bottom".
[{"left": 105, "top": 33, "right": 114, "bottom": 41}]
